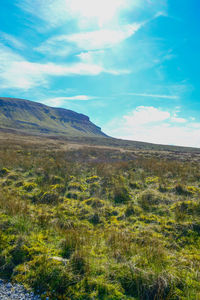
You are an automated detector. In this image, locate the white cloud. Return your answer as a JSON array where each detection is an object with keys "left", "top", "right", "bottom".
[
  {"left": 190, "top": 117, "right": 196, "bottom": 121},
  {"left": 17, "top": 0, "right": 141, "bottom": 29},
  {"left": 17, "top": 0, "right": 167, "bottom": 30},
  {"left": 104, "top": 106, "right": 200, "bottom": 148},
  {"left": 189, "top": 123, "right": 200, "bottom": 129},
  {"left": 17, "top": 0, "right": 168, "bottom": 79},
  {"left": 0, "top": 43, "right": 38, "bottom": 89},
  {"left": 124, "top": 106, "right": 170, "bottom": 126},
  {"left": 37, "top": 23, "right": 143, "bottom": 56},
  {"left": 42, "top": 95, "right": 94, "bottom": 107},
  {"left": 63, "top": 0, "right": 136, "bottom": 28},
  {"left": 127, "top": 93, "right": 179, "bottom": 99},
  {"left": 53, "top": 95, "right": 93, "bottom": 101},
  {"left": 0, "top": 44, "right": 126, "bottom": 90},
  {"left": 171, "top": 117, "right": 187, "bottom": 123},
  {"left": 76, "top": 50, "right": 131, "bottom": 75},
  {"left": 0, "top": 32, "right": 24, "bottom": 49}
]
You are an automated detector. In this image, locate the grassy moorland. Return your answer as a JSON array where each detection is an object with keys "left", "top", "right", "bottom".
[{"left": 0, "top": 134, "right": 200, "bottom": 299}]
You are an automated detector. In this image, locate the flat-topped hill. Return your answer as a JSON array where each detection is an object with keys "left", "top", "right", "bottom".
[{"left": 0, "top": 97, "right": 107, "bottom": 137}]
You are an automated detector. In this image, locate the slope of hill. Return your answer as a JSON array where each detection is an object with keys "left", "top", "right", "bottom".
[{"left": 0, "top": 97, "right": 106, "bottom": 137}]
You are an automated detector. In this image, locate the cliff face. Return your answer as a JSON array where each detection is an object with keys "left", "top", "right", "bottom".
[{"left": 0, "top": 97, "right": 107, "bottom": 137}]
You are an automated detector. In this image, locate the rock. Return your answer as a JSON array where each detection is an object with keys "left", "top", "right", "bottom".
[
  {"left": 50, "top": 256, "right": 68, "bottom": 264},
  {"left": 6, "top": 283, "right": 12, "bottom": 289},
  {"left": 0, "top": 279, "right": 42, "bottom": 299}
]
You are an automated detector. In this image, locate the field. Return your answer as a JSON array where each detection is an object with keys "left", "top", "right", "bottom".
[{"left": 0, "top": 132, "right": 200, "bottom": 299}]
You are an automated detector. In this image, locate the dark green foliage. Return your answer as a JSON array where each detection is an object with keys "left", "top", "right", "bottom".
[
  {"left": 138, "top": 190, "right": 161, "bottom": 209},
  {"left": 129, "top": 181, "right": 142, "bottom": 189},
  {"left": 174, "top": 183, "right": 191, "bottom": 196},
  {"left": 60, "top": 231, "right": 79, "bottom": 258},
  {"left": 23, "top": 182, "right": 37, "bottom": 191},
  {"left": 66, "top": 191, "right": 80, "bottom": 199},
  {"left": 0, "top": 168, "right": 10, "bottom": 177},
  {"left": 89, "top": 213, "right": 102, "bottom": 225},
  {"left": 125, "top": 204, "right": 135, "bottom": 217},
  {"left": 40, "top": 191, "right": 61, "bottom": 204},
  {"left": 16, "top": 256, "right": 77, "bottom": 296},
  {"left": 71, "top": 251, "right": 88, "bottom": 275},
  {"left": 84, "top": 198, "right": 104, "bottom": 208},
  {"left": 10, "top": 237, "right": 29, "bottom": 265},
  {"left": 113, "top": 186, "right": 131, "bottom": 204}
]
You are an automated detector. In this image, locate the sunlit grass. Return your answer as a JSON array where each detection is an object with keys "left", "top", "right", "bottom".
[{"left": 0, "top": 139, "right": 199, "bottom": 299}]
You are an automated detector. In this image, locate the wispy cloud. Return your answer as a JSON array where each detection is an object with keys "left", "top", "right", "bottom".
[
  {"left": 16, "top": 0, "right": 168, "bottom": 82},
  {"left": 127, "top": 93, "right": 179, "bottom": 99},
  {"left": 0, "top": 43, "right": 127, "bottom": 90},
  {"left": 36, "top": 23, "right": 144, "bottom": 56},
  {"left": 49, "top": 95, "right": 94, "bottom": 101},
  {"left": 104, "top": 106, "right": 200, "bottom": 147},
  {"left": 17, "top": 0, "right": 142, "bottom": 29},
  {"left": 42, "top": 95, "right": 95, "bottom": 107},
  {"left": 0, "top": 32, "right": 25, "bottom": 49},
  {"left": 171, "top": 117, "right": 187, "bottom": 123}
]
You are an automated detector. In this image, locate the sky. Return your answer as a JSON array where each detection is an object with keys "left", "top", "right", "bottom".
[{"left": 0, "top": 0, "right": 200, "bottom": 147}]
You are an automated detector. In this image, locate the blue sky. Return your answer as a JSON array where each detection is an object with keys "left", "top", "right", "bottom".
[{"left": 0, "top": 0, "right": 200, "bottom": 147}]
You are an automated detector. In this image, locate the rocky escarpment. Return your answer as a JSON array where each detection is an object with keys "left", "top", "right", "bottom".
[{"left": 0, "top": 97, "right": 107, "bottom": 137}]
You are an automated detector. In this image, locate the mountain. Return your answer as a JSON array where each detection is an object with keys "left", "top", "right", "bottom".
[{"left": 0, "top": 97, "right": 107, "bottom": 137}]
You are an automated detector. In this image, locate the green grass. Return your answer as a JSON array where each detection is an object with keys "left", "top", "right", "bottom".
[{"left": 0, "top": 138, "right": 200, "bottom": 299}]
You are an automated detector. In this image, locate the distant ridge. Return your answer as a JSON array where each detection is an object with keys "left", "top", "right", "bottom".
[{"left": 0, "top": 97, "right": 107, "bottom": 137}]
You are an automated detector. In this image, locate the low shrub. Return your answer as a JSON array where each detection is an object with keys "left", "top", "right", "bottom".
[
  {"left": 125, "top": 204, "right": 135, "bottom": 217},
  {"left": 86, "top": 175, "right": 99, "bottom": 183},
  {"left": 129, "top": 181, "right": 142, "bottom": 189},
  {"left": 65, "top": 191, "right": 80, "bottom": 200},
  {"left": 50, "top": 184, "right": 66, "bottom": 194},
  {"left": 14, "top": 255, "right": 77, "bottom": 297},
  {"left": 174, "top": 184, "right": 191, "bottom": 196},
  {"left": 71, "top": 251, "right": 88, "bottom": 276},
  {"left": 0, "top": 168, "right": 10, "bottom": 177},
  {"left": 7, "top": 173, "right": 19, "bottom": 180},
  {"left": 138, "top": 190, "right": 169, "bottom": 210},
  {"left": 50, "top": 175, "right": 64, "bottom": 184},
  {"left": 84, "top": 198, "right": 104, "bottom": 208},
  {"left": 23, "top": 182, "right": 37, "bottom": 192},
  {"left": 68, "top": 182, "right": 85, "bottom": 192},
  {"left": 113, "top": 186, "right": 131, "bottom": 204},
  {"left": 40, "top": 191, "right": 61, "bottom": 204},
  {"left": 89, "top": 213, "right": 102, "bottom": 225},
  {"left": 60, "top": 230, "right": 80, "bottom": 259}
]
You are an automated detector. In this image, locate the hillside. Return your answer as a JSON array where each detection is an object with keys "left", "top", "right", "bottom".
[
  {"left": 0, "top": 97, "right": 106, "bottom": 137},
  {"left": 1, "top": 97, "right": 200, "bottom": 155}
]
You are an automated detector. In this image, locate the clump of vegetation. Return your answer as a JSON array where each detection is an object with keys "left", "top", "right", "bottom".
[
  {"left": 138, "top": 189, "right": 169, "bottom": 210},
  {"left": 68, "top": 182, "right": 85, "bottom": 192},
  {"left": 86, "top": 175, "right": 99, "bottom": 183},
  {"left": 23, "top": 182, "right": 37, "bottom": 192},
  {"left": 113, "top": 186, "right": 131, "bottom": 204},
  {"left": 0, "top": 139, "right": 200, "bottom": 299},
  {"left": 174, "top": 183, "right": 191, "bottom": 196},
  {"left": 40, "top": 191, "right": 61, "bottom": 204},
  {"left": 0, "top": 167, "right": 10, "bottom": 177}
]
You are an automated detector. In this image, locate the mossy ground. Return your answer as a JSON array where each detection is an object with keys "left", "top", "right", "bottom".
[{"left": 0, "top": 140, "right": 200, "bottom": 299}]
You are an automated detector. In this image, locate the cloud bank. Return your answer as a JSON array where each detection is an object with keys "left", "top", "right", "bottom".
[{"left": 105, "top": 106, "right": 200, "bottom": 148}]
